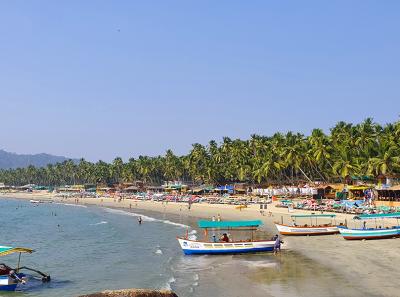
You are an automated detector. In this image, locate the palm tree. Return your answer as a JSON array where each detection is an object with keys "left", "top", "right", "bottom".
[
  {"left": 367, "top": 141, "right": 400, "bottom": 175},
  {"left": 332, "top": 147, "right": 361, "bottom": 179}
]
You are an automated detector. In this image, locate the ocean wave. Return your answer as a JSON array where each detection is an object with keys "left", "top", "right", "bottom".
[
  {"left": 155, "top": 249, "right": 163, "bottom": 255},
  {"left": 55, "top": 203, "right": 88, "bottom": 208},
  {"left": 91, "top": 221, "right": 108, "bottom": 226},
  {"left": 103, "top": 207, "right": 190, "bottom": 229},
  {"left": 161, "top": 276, "right": 176, "bottom": 290}
]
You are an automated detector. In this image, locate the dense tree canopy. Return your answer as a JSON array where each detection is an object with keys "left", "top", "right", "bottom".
[{"left": 1, "top": 119, "right": 400, "bottom": 186}]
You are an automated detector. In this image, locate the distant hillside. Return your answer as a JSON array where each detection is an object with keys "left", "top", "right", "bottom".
[{"left": 0, "top": 149, "right": 77, "bottom": 169}]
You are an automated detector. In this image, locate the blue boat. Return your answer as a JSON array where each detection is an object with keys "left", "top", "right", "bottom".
[
  {"left": 0, "top": 246, "right": 50, "bottom": 291},
  {"left": 177, "top": 220, "right": 277, "bottom": 255},
  {"left": 338, "top": 212, "right": 400, "bottom": 240}
]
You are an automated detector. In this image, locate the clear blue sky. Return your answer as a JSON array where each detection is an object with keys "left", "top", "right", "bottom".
[{"left": 1, "top": 1, "right": 399, "bottom": 162}]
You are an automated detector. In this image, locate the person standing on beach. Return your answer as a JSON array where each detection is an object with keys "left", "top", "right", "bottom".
[
  {"left": 274, "top": 235, "right": 282, "bottom": 255},
  {"left": 217, "top": 214, "right": 221, "bottom": 221},
  {"left": 212, "top": 215, "right": 216, "bottom": 221}
]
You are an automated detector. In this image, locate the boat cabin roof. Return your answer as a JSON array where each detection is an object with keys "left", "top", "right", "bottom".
[
  {"left": 198, "top": 220, "right": 262, "bottom": 229},
  {"left": 353, "top": 212, "right": 400, "bottom": 220}
]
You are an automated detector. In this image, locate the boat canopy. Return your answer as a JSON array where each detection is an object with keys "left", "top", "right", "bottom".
[
  {"left": 198, "top": 220, "right": 262, "bottom": 229},
  {"left": 353, "top": 212, "right": 400, "bottom": 220},
  {"left": 0, "top": 246, "right": 34, "bottom": 256},
  {"left": 291, "top": 214, "right": 336, "bottom": 218}
]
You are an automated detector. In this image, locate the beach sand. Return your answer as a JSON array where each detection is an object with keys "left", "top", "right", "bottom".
[{"left": 2, "top": 193, "right": 400, "bottom": 297}]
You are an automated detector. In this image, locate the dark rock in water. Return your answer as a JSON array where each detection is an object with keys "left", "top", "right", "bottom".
[{"left": 78, "top": 289, "right": 178, "bottom": 297}]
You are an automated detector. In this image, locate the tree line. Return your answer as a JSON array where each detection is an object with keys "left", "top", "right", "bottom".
[{"left": 1, "top": 118, "right": 400, "bottom": 187}]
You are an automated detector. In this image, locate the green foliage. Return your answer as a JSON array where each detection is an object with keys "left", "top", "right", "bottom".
[{"left": 1, "top": 119, "right": 400, "bottom": 186}]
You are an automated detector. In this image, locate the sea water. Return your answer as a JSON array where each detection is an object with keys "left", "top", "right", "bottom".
[{"left": 0, "top": 198, "right": 380, "bottom": 297}]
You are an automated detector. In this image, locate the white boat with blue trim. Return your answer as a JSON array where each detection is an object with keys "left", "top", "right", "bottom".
[
  {"left": 177, "top": 220, "right": 278, "bottom": 255},
  {"left": 338, "top": 212, "right": 400, "bottom": 240}
]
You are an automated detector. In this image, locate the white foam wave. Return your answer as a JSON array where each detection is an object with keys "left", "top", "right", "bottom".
[
  {"left": 155, "top": 249, "right": 163, "bottom": 255},
  {"left": 103, "top": 207, "right": 189, "bottom": 228},
  {"left": 91, "top": 221, "right": 108, "bottom": 226},
  {"left": 55, "top": 203, "right": 88, "bottom": 208},
  {"left": 161, "top": 276, "right": 176, "bottom": 290}
]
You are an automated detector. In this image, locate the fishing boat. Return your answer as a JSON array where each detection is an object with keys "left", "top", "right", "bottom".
[
  {"left": 275, "top": 214, "right": 340, "bottom": 235},
  {"left": 177, "top": 220, "right": 277, "bottom": 255},
  {"left": 0, "top": 246, "right": 50, "bottom": 291},
  {"left": 338, "top": 212, "right": 400, "bottom": 240}
]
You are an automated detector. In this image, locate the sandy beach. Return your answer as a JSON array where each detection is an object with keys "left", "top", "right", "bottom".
[{"left": 2, "top": 192, "right": 400, "bottom": 297}]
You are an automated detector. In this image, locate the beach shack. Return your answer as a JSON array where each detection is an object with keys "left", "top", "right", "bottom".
[
  {"left": 315, "top": 184, "right": 344, "bottom": 200},
  {"left": 0, "top": 183, "right": 11, "bottom": 192},
  {"left": 214, "top": 185, "right": 234, "bottom": 194},
  {"left": 376, "top": 174, "right": 400, "bottom": 188},
  {"left": 234, "top": 183, "right": 248, "bottom": 195},
  {"left": 190, "top": 185, "right": 213, "bottom": 195},
  {"left": 122, "top": 186, "right": 139, "bottom": 193},
  {"left": 145, "top": 185, "right": 164, "bottom": 193},
  {"left": 376, "top": 185, "right": 400, "bottom": 208},
  {"left": 347, "top": 185, "right": 371, "bottom": 199},
  {"left": 163, "top": 181, "right": 188, "bottom": 193}
]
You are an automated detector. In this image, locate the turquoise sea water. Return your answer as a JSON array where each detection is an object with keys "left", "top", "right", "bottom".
[{"left": 0, "top": 198, "right": 382, "bottom": 297}]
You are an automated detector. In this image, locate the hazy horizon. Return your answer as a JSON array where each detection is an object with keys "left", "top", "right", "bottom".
[{"left": 1, "top": 1, "right": 399, "bottom": 162}]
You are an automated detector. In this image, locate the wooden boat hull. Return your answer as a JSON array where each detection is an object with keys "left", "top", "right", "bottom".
[
  {"left": 338, "top": 226, "right": 400, "bottom": 240},
  {"left": 177, "top": 238, "right": 275, "bottom": 255},
  {"left": 275, "top": 223, "right": 339, "bottom": 236}
]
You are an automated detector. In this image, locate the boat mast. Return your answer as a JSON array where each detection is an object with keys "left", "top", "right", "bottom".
[{"left": 17, "top": 252, "right": 21, "bottom": 272}]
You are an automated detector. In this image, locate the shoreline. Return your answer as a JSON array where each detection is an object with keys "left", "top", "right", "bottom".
[{"left": 2, "top": 193, "right": 400, "bottom": 297}]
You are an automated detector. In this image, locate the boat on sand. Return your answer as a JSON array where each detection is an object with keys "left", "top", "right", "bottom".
[
  {"left": 275, "top": 214, "right": 340, "bottom": 236},
  {"left": 338, "top": 212, "right": 400, "bottom": 240}
]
